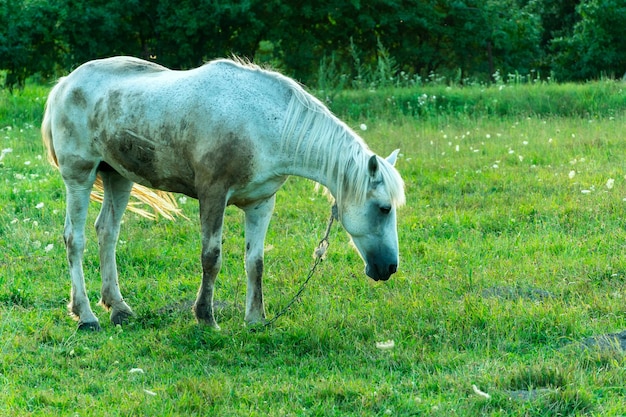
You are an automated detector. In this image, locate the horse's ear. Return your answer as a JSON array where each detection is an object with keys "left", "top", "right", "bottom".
[
  {"left": 386, "top": 149, "right": 400, "bottom": 166},
  {"left": 368, "top": 155, "right": 379, "bottom": 177}
]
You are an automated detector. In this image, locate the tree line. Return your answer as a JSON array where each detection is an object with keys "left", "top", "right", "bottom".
[{"left": 1, "top": 0, "right": 625, "bottom": 89}]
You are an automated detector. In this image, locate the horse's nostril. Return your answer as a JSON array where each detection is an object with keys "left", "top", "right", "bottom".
[{"left": 389, "top": 264, "right": 398, "bottom": 274}]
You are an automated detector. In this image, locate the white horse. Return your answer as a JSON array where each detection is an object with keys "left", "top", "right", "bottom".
[{"left": 41, "top": 57, "right": 405, "bottom": 330}]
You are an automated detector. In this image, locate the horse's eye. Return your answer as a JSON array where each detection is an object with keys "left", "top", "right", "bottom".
[{"left": 379, "top": 205, "right": 392, "bottom": 214}]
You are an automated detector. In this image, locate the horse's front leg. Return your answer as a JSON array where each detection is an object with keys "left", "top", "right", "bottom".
[
  {"left": 242, "top": 196, "right": 276, "bottom": 326},
  {"left": 193, "top": 191, "right": 227, "bottom": 329}
]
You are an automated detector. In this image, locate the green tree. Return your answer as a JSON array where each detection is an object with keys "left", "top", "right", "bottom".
[
  {"left": 0, "top": 0, "right": 59, "bottom": 88},
  {"left": 55, "top": 0, "right": 148, "bottom": 69},
  {"left": 416, "top": 0, "right": 541, "bottom": 81},
  {"left": 551, "top": 0, "right": 626, "bottom": 80},
  {"left": 3, "top": 0, "right": 621, "bottom": 88}
]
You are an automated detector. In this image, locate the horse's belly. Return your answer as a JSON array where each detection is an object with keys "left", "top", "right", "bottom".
[{"left": 98, "top": 129, "right": 197, "bottom": 197}]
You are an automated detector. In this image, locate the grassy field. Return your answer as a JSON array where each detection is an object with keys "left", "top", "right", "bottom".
[{"left": 2, "top": 81, "right": 626, "bottom": 416}]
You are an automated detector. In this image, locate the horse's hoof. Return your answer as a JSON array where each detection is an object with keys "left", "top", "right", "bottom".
[
  {"left": 197, "top": 320, "right": 221, "bottom": 331},
  {"left": 195, "top": 315, "right": 221, "bottom": 330},
  {"left": 78, "top": 320, "right": 101, "bottom": 331},
  {"left": 246, "top": 321, "right": 267, "bottom": 333},
  {"left": 244, "top": 313, "right": 267, "bottom": 326},
  {"left": 111, "top": 309, "right": 134, "bottom": 326}
]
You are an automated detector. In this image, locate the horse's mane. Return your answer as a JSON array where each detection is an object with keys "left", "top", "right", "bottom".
[{"left": 277, "top": 77, "right": 405, "bottom": 208}]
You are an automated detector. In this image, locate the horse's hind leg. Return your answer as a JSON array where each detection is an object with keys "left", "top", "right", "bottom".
[
  {"left": 95, "top": 169, "right": 134, "bottom": 326},
  {"left": 242, "top": 195, "right": 276, "bottom": 326},
  {"left": 61, "top": 162, "right": 100, "bottom": 330}
]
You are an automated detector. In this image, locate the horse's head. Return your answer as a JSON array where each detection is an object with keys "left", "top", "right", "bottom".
[{"left": 338, "top": 149, "right": 405, "bottom": 281}]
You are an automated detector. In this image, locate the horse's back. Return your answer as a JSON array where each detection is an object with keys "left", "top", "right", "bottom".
[
  {"left": 45, "top": 57, "right": 290, "bottom": 200},
  {"left": 65, "top": 56, "right": 170, "bottom": 84}
]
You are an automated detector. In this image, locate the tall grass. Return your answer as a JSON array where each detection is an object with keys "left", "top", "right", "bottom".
[
  {"left": 326, "top": 81, "right": 626, "bottom": 121},
  {"left": 314, "top": 46, "right": 626, "bottom": 121},
  {"left": 2, "top": 82, "right": 626, "bottom": 415}
]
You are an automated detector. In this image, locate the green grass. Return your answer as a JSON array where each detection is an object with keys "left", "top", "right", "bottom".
[
  {"left": 2, "top": 83, "right": 626, "bottom": 415},
  {"left": 328, "top": 80, "right": 626, "bottom": 120}
]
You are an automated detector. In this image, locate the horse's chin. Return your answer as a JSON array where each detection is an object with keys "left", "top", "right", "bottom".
[{"left": 365, "top": 264, "right": 392, "bottom": 281}]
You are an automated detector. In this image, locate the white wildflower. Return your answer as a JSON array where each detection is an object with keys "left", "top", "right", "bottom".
[
  {"left": 568, "top": 170, "right": 576, "bottom": 179},
  {"left": 375, "top": 340, "right": 395, "bottom": 350},
  {"left": 129, "top": 368, "right": 145, "bottom": 374},
  {"left": 472, "top": 384, "right": 491, "bottom": 400},
  {"left": 36, "top": 202, "right": 44, "bottom": 209},
  {"left": 606, "top": 178, "right": 615, "bottom": 189},
  {"left": 0, "top": 148, "right": 12, "bottom": 161},
  {"left": 359, "top": 123, "right": 367, "bottom": 131},
  {"left": 44, "top": 244, "right": 54, "bottom": 252}
]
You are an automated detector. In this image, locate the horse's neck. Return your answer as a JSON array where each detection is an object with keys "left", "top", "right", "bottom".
[
  {"left": 277, "top": 116, "right": 365, "bottom": 202},
  {"left": 281, "top": 149, "right": 337, "bottom": 195}
]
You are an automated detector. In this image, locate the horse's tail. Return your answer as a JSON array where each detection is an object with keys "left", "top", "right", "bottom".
[
  {"left": 41, "top": 84, "right": 183, "bottom": 221},
  {"left": 41, "top": 84, "right": 59, "bottom": 167},
  {"left": 90, "top": 182, "right": 184, "bottom": 221}
]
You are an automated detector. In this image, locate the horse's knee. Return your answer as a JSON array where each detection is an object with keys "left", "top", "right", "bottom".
[
  {"left": 64, "top": 231, "right": 85, "bottom": 260},
  {"left": 201, "top": 247, "right": 221, "bottom": 274}
]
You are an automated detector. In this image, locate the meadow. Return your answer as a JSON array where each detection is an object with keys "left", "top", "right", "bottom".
[{"left": 1, "top": 80, "right": 626, "bottom": 416}]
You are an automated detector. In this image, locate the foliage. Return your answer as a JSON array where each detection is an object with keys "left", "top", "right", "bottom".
[
  {"left": 550, "top": 0, "right": 626, "bottom": 81},
  {"left": 0, "top": 0, "right": 59, "bottom": 88},
  {"left": 2, "top": 0, "right": 625, "bottom": 89}
]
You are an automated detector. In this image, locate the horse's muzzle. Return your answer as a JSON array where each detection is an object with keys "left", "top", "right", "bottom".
[{"left": 366, "top": 262, "right": 398, "bottom": 281}]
